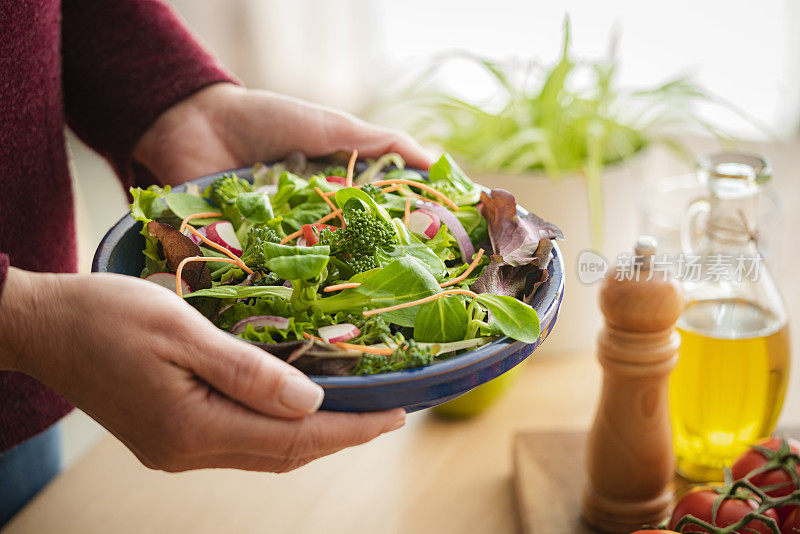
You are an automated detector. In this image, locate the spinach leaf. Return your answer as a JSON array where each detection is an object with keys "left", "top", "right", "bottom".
[
  {"left": 426, "top": 224, "right": 458, "bottom": 262},
  {"left": 376, "top": 220, "right": 446, "bottom": 280},
  {"left": 413, "top": 295, "right": 469, "bottom": 343},
  {"left": 282, "top": 202, "right": 331, "bottom": 232},
  {"left": 271, "top": 172, "right": 309, "bottom": 209},
  {"left": 315, "top": 257, "right": 441, "bottom": 327},
  {"left": 454, "top": 206, "right": 489, "bottom": 246},
  {"left": 384, "top": 168, "right": 425, "bottom": 182},
  {"left": 474, "top": 294, "right": 540, "bottom": 343},
  {"left": 334, "top": 187, "right": 392, "bottom": 224},
  {"left": 427, "top": 154, "right": 481, "bottom": 205},
  {"left": 164, "top": 192, "right": 221, "bottom": 225},
  {"left": 184, "top": 285, "right": 293, "bottom": 300},
  {"left": 263, "top": 243, "right": 330, "bottom": 280},
  {"left": 236, "top": 191, "right": 274, "bottom": 223}
]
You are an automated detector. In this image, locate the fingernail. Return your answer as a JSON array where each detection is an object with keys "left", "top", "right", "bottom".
[
  {"left": 386, "top": 414, "right": 406, "bottom": 432},
  {"left": 279, "top": 375, "right": 324, "bottom": 414}
]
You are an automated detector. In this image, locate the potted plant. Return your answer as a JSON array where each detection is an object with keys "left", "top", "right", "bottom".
[{"left": 382, "top": 18, "right": 736, "bottom": 355}]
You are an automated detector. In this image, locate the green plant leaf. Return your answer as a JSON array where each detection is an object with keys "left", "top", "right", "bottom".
[
  {"left": 165, "top": 193, "right": 221, "bottom": 225},
  {"left": 184, "top": 285, "right": 293, "bottom": 300},
  {"left": 474, "top": 294, "right": 539, "bottom": 343},
  {"left": 130, "top": 185, "right": 171, "bottom": 222},
  {"left": 315, "top": 257, "right": 441, "bottom": 327},
  {"left": 427, "top": 154, "right": 481, "bottom": 205},
  {"left": 263, "top": 243, "right": 330, "bottom": 280},
  {"left": 334, "top": 187, "right": 393, "bottom": 224},
  {"left": 236, "top": 191, "right": 274, "bottom": 223},
  {"left": 413, "top": 295, "right": 469, "bottom": 343}
]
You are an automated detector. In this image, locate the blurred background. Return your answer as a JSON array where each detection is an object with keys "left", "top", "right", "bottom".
[{"left": 65, "top": 0, "right": 800, "bottom": 466}]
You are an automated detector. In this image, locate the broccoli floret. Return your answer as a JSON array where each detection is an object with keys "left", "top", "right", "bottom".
[
  {"left": 240, "top": 226, "right": 280, "bottom": 270},
  {"left": 349, "top": 314, "right": 393, "bottom": 345},
  {"left": 340, "top": 208, "right": 394, "bottom": 256},
  {"left": 208, "top": 173, "right": 252, "bottom": 216},
  {"left": 359, "top": 184, "right": 385, "bottom": 203},
  {"left": 354, "top": 339, "right": 434, "bottom": 375},
  {"left": 348, "top": 255, "right": 377, "bottom": 274},
  {"left": 317, "top": 207, "right": 394, "bottom": 274}
]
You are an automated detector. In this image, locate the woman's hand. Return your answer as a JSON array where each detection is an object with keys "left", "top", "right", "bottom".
[
  {"left": 0, "top": 269, "right": 405, "bottom": 472},
  {"left": 133, "top": 83, "right": 434, "bottom": 185}
]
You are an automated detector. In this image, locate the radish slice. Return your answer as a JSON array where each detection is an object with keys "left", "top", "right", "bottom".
[
  {"left": 205, "top": 221, "right": 243, "bottom": 256},
  {"left": 145, "top": 272, "right": 191, "bottom": 294},
  {"left": 326, "top": 175, "right": 347, "bottom": 186},
  {"left": 318, "top": 323, "right": 361, "bottom": 343},
  {"left": 296, "top": 236, "right": 308, "bottom": 247},
  {"left": 182, "top": 225, "right": 207, "bottom": 246},
  {"left": 231, "top": 315, "right": 291, "bottom": 335},
  {"left": 416, "top": 201, "right": 475, "bottom": 260},
  {"left": 408, "top": 209, "right": 440, "bottom": 239}
]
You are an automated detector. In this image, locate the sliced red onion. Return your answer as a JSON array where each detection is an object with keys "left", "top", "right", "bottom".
[
  {"left": 415, "top": 201, "right": 475, "bottom": 260},
  {"left": 283, "top": 280, "right": 293, "bottom": 288},
  {"left": 231, "top": 315, "right": 290, "bottom": 335}
]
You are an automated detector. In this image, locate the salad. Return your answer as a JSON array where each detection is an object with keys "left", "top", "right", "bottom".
[{"left": 129, "top": 151, "right": 563, "bottom": 376}]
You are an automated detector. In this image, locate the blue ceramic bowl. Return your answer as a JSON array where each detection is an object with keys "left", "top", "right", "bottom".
[{"left": 93, "top": 165, "right": 564, "bottom": 412}]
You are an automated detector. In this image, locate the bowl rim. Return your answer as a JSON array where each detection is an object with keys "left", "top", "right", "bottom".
[{"left": 93, "top": 164, "right": 564, "bottom": 387}]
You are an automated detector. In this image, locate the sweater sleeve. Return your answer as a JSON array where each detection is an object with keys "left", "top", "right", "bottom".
[
  {"left": 61, "top": 0, "right": 241, "bottom": 189},
  {"left": 0, "top": 254, "right": 8, "bottom": 301}
]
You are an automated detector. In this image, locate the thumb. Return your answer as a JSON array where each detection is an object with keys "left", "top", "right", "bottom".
[{"left": 189, "top": 331, "right": 325, "bottom": 419}]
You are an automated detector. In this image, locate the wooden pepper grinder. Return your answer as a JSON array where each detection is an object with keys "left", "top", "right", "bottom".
[{"left": 581, "top": 236, "right": 683, "bottom": 533}]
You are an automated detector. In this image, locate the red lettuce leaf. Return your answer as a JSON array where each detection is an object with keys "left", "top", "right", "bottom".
[{"left": 480, "top": 189, "right": 563, "bottom": 267}]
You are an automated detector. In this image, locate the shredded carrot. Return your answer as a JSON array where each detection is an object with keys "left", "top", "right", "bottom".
[
  {"left": 323, "top": 282, "right": 362, "bottom": 293},
  {"left": 439, "top": 248, "right": 484, "bottom": 288},
  {"left": 363, "top": 289, "right": 478, "bottom": 317},
  {"left": 403, "top": 197, "right": 412, "bottom": 226},
  {"left": 346, "top": 149, "right": 358, "bottom": 187},
  {"left": 279, "top": 209, "right": 344, "bottom": 244},
  {"left": 335, "top": 342, "right": 393, "bottom": 356},
  {"left": 371, "top": 178, "right": 458, "bottom": 210},
  {"left": 280, "top": 229, "right": 304, "bottom": 245},
  {"left": 322, "top": 190, "right": 336, "bottom": 197},
  {"left": 316, "top": 208, "right": 343, "bottom": 225},
  {"left": 314, "top": 186, "right": 345, "bottom": 228},
  {"left": 302, "top": 332, "right": 393, "bottom": 355},
  {"left": 179, "top": 212, "right": 223, "bottom": 233},
  {"left": 184, "top": 225, "right": 252, "bottom": 274},
  {"left": 175, "top": 256, "right": 242, "bottom": 297},
  {"left": 381, "top": 184, "right": 402, "bottom": 194},
  {"left": 398, "top": 188, "right": 444, "bottom": 207}
]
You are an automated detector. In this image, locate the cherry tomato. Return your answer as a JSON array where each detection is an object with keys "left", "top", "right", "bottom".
[
  {"left": 669, "top": 488, "right": 779, "bottom": 533},
  {"left": 783, "top": 507, "right": 800, "bottom": 534},
  {"left": 732, "top": 437, "right": 800, "bottom": 522},
  {"left": 300, "top": 224, "right": 319, "bottom": 246}
]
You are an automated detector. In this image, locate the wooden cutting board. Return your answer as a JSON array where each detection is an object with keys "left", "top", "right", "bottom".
[{"left": 512, "top": 428, "right": 800, "bottom": 534}]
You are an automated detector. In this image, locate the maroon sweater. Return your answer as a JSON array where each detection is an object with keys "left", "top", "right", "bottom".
[{"left": 0, "top": 0, "right": 236, "bottom": 452}]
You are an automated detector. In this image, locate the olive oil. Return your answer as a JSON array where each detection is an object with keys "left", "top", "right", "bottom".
[{"left": 670, "top": 298, "right": 790, "bottom": 481}]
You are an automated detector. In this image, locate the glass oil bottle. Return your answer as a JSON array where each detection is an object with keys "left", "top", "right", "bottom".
[{"left": 669, "top": 153, "right": 790, "bottom": 481}]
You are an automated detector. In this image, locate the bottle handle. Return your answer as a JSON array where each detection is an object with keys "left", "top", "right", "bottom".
[{"left": 680, "top": 198, "right": 710, "bottom": 256}]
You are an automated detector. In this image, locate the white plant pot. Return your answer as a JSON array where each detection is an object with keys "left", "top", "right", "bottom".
[{"left": 471, "top": 152, "right": 649, "bottom": 355}]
